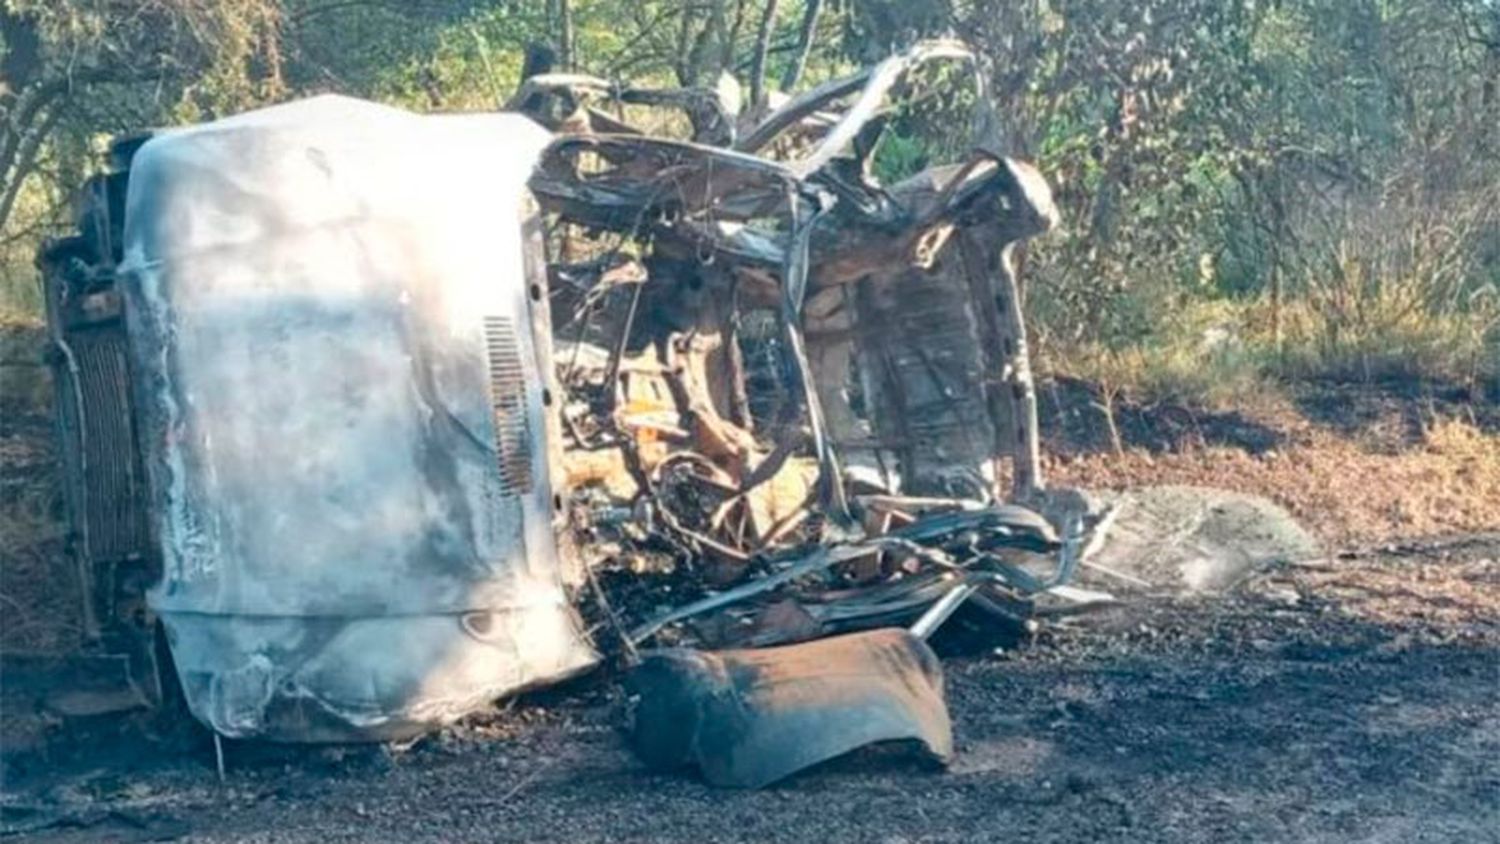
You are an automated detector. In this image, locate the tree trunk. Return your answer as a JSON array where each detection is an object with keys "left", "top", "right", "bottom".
[
  {"left": 1095, "top": 384, "right": 1124, "bottom": 457},
  {"left": 1268, "top": 162, "right": 1287, "bottom": 357},
  {"left": 1, "top": 12, "right": 52, "bottom": 199},
  {"left": 1270, "top": 258, "right": 1284, "bottom": 354},
  {"left": 779, "top": 0, "right": 823, "bottom": 92},
  {"left": 719, "top": 0, "right": 750, "bottom": 75},
  {"left": 677, "top": 7, "right": 718, "bottom": 87},
  {"left": 749, "top": 0, "right": 780, "bottom": 108},
  {"left": 0, "top": 104, "right": 63, "bottom": 237},
  {"left": 0, "top": 9, "right": 43, "bottom": 100},
  {"left": 558, "top": 0, "right": 574, "bottom": 71}
]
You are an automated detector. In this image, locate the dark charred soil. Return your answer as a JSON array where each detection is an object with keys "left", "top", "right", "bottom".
[{"left": 4, "top": 536, "right": 1497, "bottom": 843}]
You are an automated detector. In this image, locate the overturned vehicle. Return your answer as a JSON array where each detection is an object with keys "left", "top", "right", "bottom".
[{"left": 37, "top": 41, "right": 1315, "bottom": 785}]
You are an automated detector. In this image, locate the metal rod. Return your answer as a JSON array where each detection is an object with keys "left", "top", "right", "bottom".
[
  {"left": 909, "top": 581, "right": 981, "bottom": 640},
  {"left": 1079, "top": 559, "right": 1152, "bottom": 589}
]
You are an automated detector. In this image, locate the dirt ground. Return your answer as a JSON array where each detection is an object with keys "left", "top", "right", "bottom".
[
  {"left": 3, "top": 356, "right": 1499, "bottom": 842},
  {"left": 3, "top": 534, "right": 1497, "bottom": 843},
  {"left": 1041, "top": 376, "right": 1500, "bottom": 546}
]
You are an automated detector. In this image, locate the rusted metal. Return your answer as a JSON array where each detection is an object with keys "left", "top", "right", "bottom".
[{"left": 525, "top": 45, "right": 1076, "bottom": 712}]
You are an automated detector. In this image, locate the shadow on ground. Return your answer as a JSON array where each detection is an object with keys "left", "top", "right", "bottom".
[
  {"left": 1289, "top": 376, "right": 1500, "bottom": 444},
  {"left": 1039, "top": 373, "right": 1500, "bottom": 459},
  {"left": 1038, "top": 375, "right": 1285, "bottom": 456}
]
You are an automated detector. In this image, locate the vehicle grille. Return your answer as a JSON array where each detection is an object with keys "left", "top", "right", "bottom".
[{"left": 483, "top": 315, "right": 533, "bottom": 494}]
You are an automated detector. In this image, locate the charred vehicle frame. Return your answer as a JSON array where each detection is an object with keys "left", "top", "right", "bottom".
[{"left": 34, "top": 40, "right": 1113, "bottom": 783}]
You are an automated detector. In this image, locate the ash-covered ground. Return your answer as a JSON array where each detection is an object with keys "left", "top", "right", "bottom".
[{"left": 4, "top": 535, "right": 1496, "bottom": 843}]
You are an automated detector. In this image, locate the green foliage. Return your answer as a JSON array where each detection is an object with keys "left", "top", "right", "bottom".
[
  {"left": 2, "top": 0, "right": 289, "bottom": 314},
  {"left": 927, "top": 0, "right": 1500, "bottom": 396},
  {"left": 1, "top": 0, "right": 1496, "bottom": 397},
  {"left": 869, "top": 58, "right": 981, "bottom": 184}
]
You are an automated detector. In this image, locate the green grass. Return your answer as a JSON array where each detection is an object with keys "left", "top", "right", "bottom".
[{"left": 1040, "top": 293, "right": 1499, "bottom": 415}]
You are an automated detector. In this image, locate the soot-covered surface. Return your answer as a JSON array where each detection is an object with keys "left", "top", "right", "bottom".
[{"left": 3, "top": 536, "right": 1497, "bottom": 843}]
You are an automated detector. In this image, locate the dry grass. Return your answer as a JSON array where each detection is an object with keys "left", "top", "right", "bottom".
[
  {"left": 1045, "top": 296, "right": 1498, "bottom": 411},
  {"left": 0, "top": 316, "right": 82, "bottom": 654},
  {"left": 1048, "top": 397, "right": 1500, "bottom": 547},
  {"left": 1262, "top": 295, "right": 1499, "bottom": 388}
]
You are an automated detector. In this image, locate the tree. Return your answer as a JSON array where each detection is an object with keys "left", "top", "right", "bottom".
[
  {"left": 779, "top": 0, "right": 822, "bottom": 91},
  {"left": 1, "top": 0, "right": 1494, "bottom": 390},
  {"left": 748, "top": 0, "right": 780, "bottom": 107},
  {"left": 1, "top": 1, "right": 284, "bottom": 234}
]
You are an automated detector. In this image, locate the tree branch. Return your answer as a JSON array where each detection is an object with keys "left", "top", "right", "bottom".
[
  {"left": 0, "top": 79, "right": 76, "bottom": 198},
  {"left": 0, "top": 104, "right": 65, "bottom": 237}
]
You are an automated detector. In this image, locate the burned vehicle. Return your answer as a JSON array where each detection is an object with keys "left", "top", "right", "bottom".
[{"left": 37, "top": 40, "right": 1227, "bottom": 784}]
